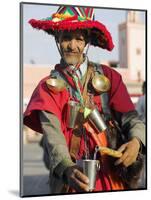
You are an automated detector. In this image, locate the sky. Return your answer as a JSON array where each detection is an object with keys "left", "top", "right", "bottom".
[{"left": 22, "top": 3, "right": 146, "bottom": 65}]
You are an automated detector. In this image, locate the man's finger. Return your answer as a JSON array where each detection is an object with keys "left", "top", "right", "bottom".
[
  {"left": 122, "top": 155, "right": 136, "bottom": 167},
  {"left": 71, "top": 175, "right": 89, "bottom": 192},
  {"left": 74, "top": 169, "right": 89, "bottom": 184},
  {"left": 117, "top": 143, "right": 128, "bottom": 153},
  {"left": 114, "top": 151, "right": 129, "bottom": 166}
]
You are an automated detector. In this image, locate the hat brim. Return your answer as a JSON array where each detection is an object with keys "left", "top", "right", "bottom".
[{"left": 29, "top": 19, "right": 114, "bottom": 51}]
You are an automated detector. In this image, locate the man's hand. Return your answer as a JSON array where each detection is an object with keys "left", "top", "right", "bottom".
[
  {"left": 63, "top": 165, "right": 90, "bottom": 192},
  {"left": 114, "top": 137, "right": 141, "bottom": 167}
]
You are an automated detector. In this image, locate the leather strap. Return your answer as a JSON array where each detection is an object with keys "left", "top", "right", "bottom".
[
  {"left": 69, "top": 106, "right": 86, "bottom": 161},
  {"left": 82, "top": 62, "right": 95, "bottom": 106},
  {"left": 69, "top": 63, "right": 95, "bottom": 161},
  {"left": 69, "top": 133, "right": 81, "bottom": 162}
]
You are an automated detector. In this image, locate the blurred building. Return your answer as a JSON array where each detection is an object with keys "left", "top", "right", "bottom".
[
  {"left": 23, "top": 65, "right": 54, "bottom": 143},
  {"left": 23, "top": 65, "right": 54, "bottom": 103},
  {"left": 118, "top": 11, "right": 145, "bottom": 81},
  {"left": 102, "top": 11, "right": 145, "bottom": 103}
]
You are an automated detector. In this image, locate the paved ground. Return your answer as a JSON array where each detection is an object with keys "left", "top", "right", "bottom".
[{"left": 22, "top": 142, "right": 50, "bottom": 197}]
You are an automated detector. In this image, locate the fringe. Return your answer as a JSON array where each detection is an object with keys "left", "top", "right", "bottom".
[{"left": 28, "top": 19, "right": 114, "bottom": 51}]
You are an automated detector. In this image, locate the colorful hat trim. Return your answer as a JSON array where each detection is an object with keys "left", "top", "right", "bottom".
[{"left": 29, "top": 6, "right": 114, "bottom": 51}]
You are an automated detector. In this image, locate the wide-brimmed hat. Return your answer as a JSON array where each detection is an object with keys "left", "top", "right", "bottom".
[{"left": 29, "top": 6, "right": 114, "bottom": 51}]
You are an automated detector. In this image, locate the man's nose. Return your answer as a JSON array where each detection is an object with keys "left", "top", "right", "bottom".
[{"left": 68, "top": 39, "right": 77, "bottom": 50}]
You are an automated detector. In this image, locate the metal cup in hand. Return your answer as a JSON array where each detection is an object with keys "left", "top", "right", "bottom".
[
  {"left": 66, "top": 100, "right": 80, "bottom": 128},
  {"left": 76, "top": 159, "right": 100, "bottom": 191},
  {"left": 88, "top": 108, "right": 107, "bottom": 132}
]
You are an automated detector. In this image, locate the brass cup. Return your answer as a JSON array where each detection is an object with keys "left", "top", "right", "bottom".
[
  {"left": 87, "top": 108, "right": 107, "bottom": 132},
  {"left": 92, "top": 74, "right": 111, "bottom": 93},
  {"left": 46, "top": 78, "right": 66, "bottom": 93},
  {"left": 66, "top": 100, "right": 80, "bottom": 129}
]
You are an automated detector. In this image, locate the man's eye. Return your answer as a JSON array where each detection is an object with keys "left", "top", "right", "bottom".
[
  {"left": 77, "top": 37, "right": 83, "bottom": 41},
  {"left": 76, "top": 38, "right": 84, "bottom": 42}
]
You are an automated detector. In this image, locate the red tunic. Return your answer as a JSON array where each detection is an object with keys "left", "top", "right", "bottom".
[{"left": 24, "top": 64, "right": 135, "bottom": 191}]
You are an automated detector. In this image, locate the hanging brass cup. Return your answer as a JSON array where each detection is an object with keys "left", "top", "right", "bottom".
[
  {"left": 46, "top": 78, "right": 66, "bottom": 93},
  {"left": 87, "top": 108, "right": 107, "bottom": 132},
  {"left": 92, "top": 74, "right": 111, "bottom": 93}
]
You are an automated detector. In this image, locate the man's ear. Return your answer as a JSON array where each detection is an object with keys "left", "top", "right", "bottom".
[
  {"left": 84, "top": 29, "right": 91, "bottom": 46},
  {"left": 85, "top": 37, "right": 90, "bottom": 46},
  {"left": 54, "top": 31, "right": 63, "bottom": 44}
]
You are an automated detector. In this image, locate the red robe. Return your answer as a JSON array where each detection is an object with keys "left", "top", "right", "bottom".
[{"left": 24, "top": 64, "right": 135, "bottom": 191}]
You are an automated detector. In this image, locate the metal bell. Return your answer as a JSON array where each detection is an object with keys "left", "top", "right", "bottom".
[{"left": 92, "top": 74, "right": 111, "bottom": 93}]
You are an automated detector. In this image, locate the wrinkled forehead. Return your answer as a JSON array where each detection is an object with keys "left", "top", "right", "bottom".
[{"left": 56, "top": 29, "right": 89, "bottom": 39}]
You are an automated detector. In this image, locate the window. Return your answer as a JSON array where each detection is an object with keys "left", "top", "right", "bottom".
[{"left": 136, "top": 48, "right": 141, "bottom": 55}]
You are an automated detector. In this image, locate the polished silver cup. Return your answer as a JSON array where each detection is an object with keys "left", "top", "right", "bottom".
[
  {"left": 88, "top": 108, "right": 107, "bottom": 132},
  {"left": 76, "top": 159, "right": 100, "bottom": 191},
  {"left": 66, "top": 100, "right": 80, "bottom": 128}
]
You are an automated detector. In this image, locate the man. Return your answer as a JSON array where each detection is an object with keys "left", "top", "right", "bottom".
[{"left": 24, "top": 6, "right": 145, "bottom": 193}]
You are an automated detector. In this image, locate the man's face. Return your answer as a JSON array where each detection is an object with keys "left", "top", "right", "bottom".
[{"left": 58, "top": 30, "right": 87, "bottom": 66}]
